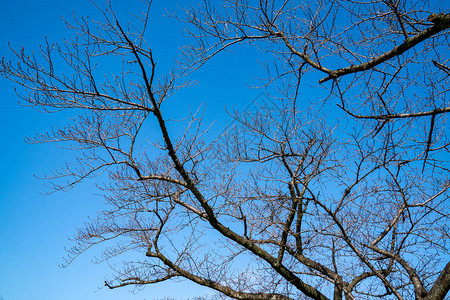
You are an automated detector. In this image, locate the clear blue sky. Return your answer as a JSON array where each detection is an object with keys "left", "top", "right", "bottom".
[{"left": 0, "top": 1, "right": 265, "bottom": 299}]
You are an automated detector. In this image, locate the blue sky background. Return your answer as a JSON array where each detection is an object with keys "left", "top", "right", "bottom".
[
  {"left": 2, "top": 1, "right": 449, "bottom": 300},
  {"left": 0, "top": 0, "right": 267, "bottom": 299}
]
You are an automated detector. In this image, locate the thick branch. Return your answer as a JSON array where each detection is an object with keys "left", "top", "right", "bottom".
[
  {"left": 368, "top": 245, "right": 427, "bottom": 298},
  {"left": 319, "top": 13, "right": 450, "bottom": 83},
  {"left": 338, "top": 104, "right": 450, "bottom": 120},
  {"left": 152, "top": 248, "right": 293, "bottom": 300},
  {"left": 118, "top": 19, "right": 329, "bottom": 300},
  {"left": 422, "top": 261, "right": 450, "bottom": 300}
]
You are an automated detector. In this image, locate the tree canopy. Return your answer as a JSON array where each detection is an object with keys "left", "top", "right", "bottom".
[{"left": 1, "top": 0, "right": 449, "bottom": 299}]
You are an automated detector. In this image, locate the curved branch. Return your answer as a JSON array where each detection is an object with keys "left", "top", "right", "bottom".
[{"left": 152, "top": 245, "right": 294, "bottom": 300}]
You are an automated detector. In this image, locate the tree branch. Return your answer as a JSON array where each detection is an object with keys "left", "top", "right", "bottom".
[{"left": 319, "top": 13, "right": 450, "bottom": 83}]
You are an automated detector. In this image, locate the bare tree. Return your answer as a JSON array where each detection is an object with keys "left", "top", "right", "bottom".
[{"left": 1, "top": 0, "right": 449, "bottom": 299}]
